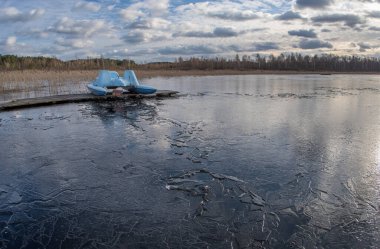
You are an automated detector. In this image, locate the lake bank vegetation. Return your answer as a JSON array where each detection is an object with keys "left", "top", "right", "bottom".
[
  {"left": 1, "top": 53, "right": 379, "bottom": 98},
  {"left": 1, "top": 53, "right": 380, "bottom": 72}
]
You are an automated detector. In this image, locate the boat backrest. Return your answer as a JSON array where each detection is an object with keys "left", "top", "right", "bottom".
[
  {"left": 94, "top": 70, "right": 122, "bottom": 87},
  {"left": 109, "top": 71, "right": 119, "bottom": 81},
  {"left": 123, "top": 70, "right": 140, "bottom": 86}
]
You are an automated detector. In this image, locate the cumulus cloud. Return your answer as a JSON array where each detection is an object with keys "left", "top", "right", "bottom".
[
  {"left": 0, "top": 7, "right": 45, "bottom": 23},
  {"left": 298, "top": 39, "right": 333, "bottom": 49},
  {"left": 288, "top": 29, "right": 317, "bottom": 38},
  {"left": 174, "top": 27, "right": 238, "bottom": 38},
  {"left": 48, "top": 17, "right": 105, "bottom": 37},
  {"left": 5, "top": 36, "right": 17, "bottom": 46},
  {"left": 311, "top": 14, "right": 364, "bottom": 27},
  {"left": 2, "top": 0, "right": 380, "bottom": 61},
  {"left": 73, "top": 2, "right": 101, "bottom": 12},
  {"left": 253, "top": 42, "right": 279, "bottom": 51},
  {"left": 275, "top": 11, "right": 305, "bottom": 20},
  {"left": 120, "top": 0, "right": 169, "bottom": 22},
  {"left": 296, "top": 0, "right": 333, "bottom": 9},
  {"left": 177, "top": 1, "right": 260, "bottom": 21}
]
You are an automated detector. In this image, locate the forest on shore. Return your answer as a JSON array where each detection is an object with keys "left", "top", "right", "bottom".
[{"left": 1, "top": 53, "right": 380, "bottom": 72}]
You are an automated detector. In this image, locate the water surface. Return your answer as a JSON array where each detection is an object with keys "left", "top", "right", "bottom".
[{"left": 0, "top": 74, "right": 379, "bottom": 248}]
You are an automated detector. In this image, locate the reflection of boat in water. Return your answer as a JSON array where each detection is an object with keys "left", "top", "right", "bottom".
[
  {"left": 87, "top": 70, "right": 157, "bottom": 96},
  {"left": 320, "top": 73, "right": 332, "bottom": 75}
]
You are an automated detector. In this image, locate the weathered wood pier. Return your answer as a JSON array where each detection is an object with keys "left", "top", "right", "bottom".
[{"left": 0, "top": 90, "right": 178, "bottom": 111}]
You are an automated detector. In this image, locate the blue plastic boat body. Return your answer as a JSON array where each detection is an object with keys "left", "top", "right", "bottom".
[
  {"left": 87, "top": 84, "right": 108, "bottom": 96},
  {"left": 124, "top": 70, "right": 139, "bottom": 86},
  {"left": 130, "top": 85, "right": 157, "bottom": 94},
  {"left": 87, "top": 70, "right": 157, "bottom": 96}
]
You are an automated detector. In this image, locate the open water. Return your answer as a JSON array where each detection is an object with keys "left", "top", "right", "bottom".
[{"left": 0, "top": 74, "right": 379, "bottom": 248}]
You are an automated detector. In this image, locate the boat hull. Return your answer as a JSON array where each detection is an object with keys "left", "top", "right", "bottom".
[
  {"left": 87, "top": 84, "right": 107, "bottom": 96},
  {"left": 130, "top": 85, "right": 157, "bottom": 94}
]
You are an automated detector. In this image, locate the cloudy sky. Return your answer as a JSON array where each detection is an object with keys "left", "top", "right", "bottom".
[{"left": 1, "top": 0, "right": 380, "bottom": 62}]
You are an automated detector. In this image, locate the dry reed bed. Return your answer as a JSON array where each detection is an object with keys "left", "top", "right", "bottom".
[
  {"left": 0, "top": 70, "right": 99, "bottom": 95},
  {"left": 0, "top": 69, "right": 244, "bottom": 95}
]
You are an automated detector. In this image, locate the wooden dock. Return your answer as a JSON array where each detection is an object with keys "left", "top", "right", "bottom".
[{"left": 0, "top": 90, "right": 178, "bottom": 111}]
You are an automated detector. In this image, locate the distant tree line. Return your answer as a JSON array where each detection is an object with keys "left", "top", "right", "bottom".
[
  {"left": 1, "top": 53, "right": 380, "bottom": 72},
  {"left": 0, "top": 55, "right": 136, "bottom": 71},
  {"left": 161, "top": 54, "right": 380, "bottom": 72}
]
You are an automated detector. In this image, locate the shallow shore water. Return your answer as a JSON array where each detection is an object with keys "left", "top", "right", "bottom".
[{"left": 0, "top": 74, "right": 379, "bottom": 248}]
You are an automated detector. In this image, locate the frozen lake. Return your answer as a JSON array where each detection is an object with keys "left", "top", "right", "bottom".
[{"left": 0, "top": 74, "right": 379, "bottom": 248}]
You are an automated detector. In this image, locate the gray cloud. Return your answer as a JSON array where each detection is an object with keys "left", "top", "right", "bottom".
[
  {"left": 253, "top": 42, "right": 279, "bottom": 51},
  {"left": 369, "top": 26, "right": 380, "bottom": 31},
  {"left": 321, "top": 28, "right": 332, "bottom": 32},
  {"left": 349, "top": 42, "right": 357, "bottom": 48},
  {"left": 174, "top": 31, "right": 214, "bottom": 38},
  {"left": 367, "top": 11, "right": 380, "bottom": 18},
  {"left": 0, "top": 7, "right": 45, "bottom": 23},
  {"left": 174, "top": 27, "right": 238, "bottom": 38},
  {"left": 48, "top": 17, "right": 105, "bottom": 37},
  {"left": 128, "top": 19, "right": 152, "bottom": 29},
  {"left": 227, "top": 44, "right": 246, "bottom": 52},
  {"left": 240, "top": 28, "right": 266, "bottom": 34},
  {"left": 123, "top": 48, "right": 157, "bottom": 57},
  {"left": 357, "top": 42, "right": 372, "bottom": 52},
  {"left": 298, "top": 39, "right": 333, "bottom": 49},
  {"left": 15, "top": 29, "right": 49, "bottom": 39},
  {"left": 126, "top": 18, "right": 170, "bottom": 30},
  {"left": 296, "top": 0, "right": 333, "bottom": 9},
  {"left": 288, "top": 29, "right": 317, "bottom": 38},
  {"left": 275, "top": 11, "right": 305, "bottom": 20},
  {"left": 225, "top": 42, "right": 279, "bottom": 53},
  {"left": 122, "top": 31, "right": 147, "bottom": 44},
  {"left": 311, "top": 14, "right": 364, "bottom": 27},
  {"left": 158, "top": 45, "right": 219, "bottom": 55},
  {"left": 207, "top": 10, "right": 258, "bottom": 21},
  {"left": 213, "top": 27, "right": 239, "bottom": 37}
]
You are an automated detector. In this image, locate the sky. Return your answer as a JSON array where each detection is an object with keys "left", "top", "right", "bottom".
[{"left": 1, "top": 0, "right": 380, "bottom": 62}]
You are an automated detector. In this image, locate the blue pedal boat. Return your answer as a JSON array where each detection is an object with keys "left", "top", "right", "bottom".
[{"left": 87, "top": 70, "right": 157, "bottom": 96}]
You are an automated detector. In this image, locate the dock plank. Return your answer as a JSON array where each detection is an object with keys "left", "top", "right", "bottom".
[{"left": 0, "top": 90, "right": 178, "bottom": 111}]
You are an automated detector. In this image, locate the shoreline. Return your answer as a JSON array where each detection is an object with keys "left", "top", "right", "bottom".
[
  {"left": 1, "top": 69, "right": 379, "bottom": 98},
  {"left": 0, "top": 69, "right": 380, "bottom": 101},
  {"left": 1, "top": 69, "right": 380, "bottom": 80},
  {"left": 135, "top": 69, "right": 380, "bottom": 78}
]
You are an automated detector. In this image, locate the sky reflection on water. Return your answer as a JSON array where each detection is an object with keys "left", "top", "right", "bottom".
[{"left": 0, "top": 74, "right": 379, "bottom": 248}]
